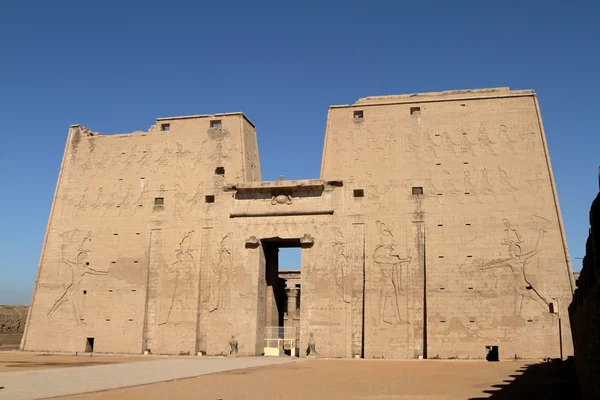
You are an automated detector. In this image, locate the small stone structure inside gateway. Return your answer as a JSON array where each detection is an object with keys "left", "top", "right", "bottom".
[{"left": 22, "top": 87, "right": 575, "bottom": 359}]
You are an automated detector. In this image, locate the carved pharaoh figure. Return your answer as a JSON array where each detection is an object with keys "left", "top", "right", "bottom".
[
  {"left": 373, "top": 221, "right": 411, "bottom": 325},
  {"left": 160, "top": 231, "right": 196, "bottom": 325},
  {"left": 48, "top": 231, "right": 107, "bottom": 324},
  {"left": 209, "top": 236, "right": 231, "bottom": 313}
]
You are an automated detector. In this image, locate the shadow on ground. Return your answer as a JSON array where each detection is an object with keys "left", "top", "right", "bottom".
[
  {"left": 0, "top": 359, "right": 119, "bottom": 369},
  {"left": 469, "top": 359, "right": 579, "bottom": 399}
]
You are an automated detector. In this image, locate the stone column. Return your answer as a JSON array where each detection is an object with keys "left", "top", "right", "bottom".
[{"left": 287, "top": 288, "right": 298, "bottom": 319}]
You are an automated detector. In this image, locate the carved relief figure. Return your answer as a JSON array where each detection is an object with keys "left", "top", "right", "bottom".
[
  {"left": 464, "top": 170, "right": 481, "bottom": 203},
  {"left": 101, "top": 191, "right": 117, "bottom": 216},
  {"left": 89, "top": 188, "right": 104, "bottom": 216},
  {"left": 191, "top": 141, "right": 208, "bottom": 171},
  {"left": 373, "top": 221, "right": 411, "bottom": 325},
  {"left": 209, "top": 235, "right": 232, "bottom": 313},
  {"left": 498, "top": 125, "right": 517, "bottom": 155},
  {"left": 174, "top": 142, "right": 191, "bottom": 178},
  {"left": 477, "top": 124, "right": 497, "bottom": 156},
  {"left": 421, "top": 132, "right": 439, "bottom": 157},
  {"left": 332, "top": 229, "right": 350, "bottom": 303},
  {"left": 73, "top": 188, "right": 88, "bottom": 217},
  {"left": 424, "top": 178, "right": 442, "bottom": 203},
  {"left": 187, "top": 183, "right": 204, "bottom": 213},
  {"left": 271, "top": 194, "right": 292, "bottom": 205},
  {"left": 520, "top": 125, "right": 537, "bottom": 155},
  {"left": 92, "top": 150, "right": 111, "bottom": 176},
  {"left": 480, "top": 168, "right": 497, "bottom": 201},
  {"left": 132, "top": 185, "right": 148, "bottom": 213},
  {"left": 173, "top": 184, "right": 186, "bottom": 220},
  {"left": 441, "top": 131, "right": 459, "bottom": 157},
  {"left": 528, "top": 171, "right": 546, "bottom": 204},
  {"left": 443, "top": 170, "right": 463, "bottom": 203},
  {"left": 460, "top": 132, "right": 476, "bottom": 157},
  {"left": 153, "top": 146, "right": 172, "bottom": 172},
  {"left": 119, "top": 146, "right": 138, "bottom": 175},
  {"left": 48, "top": 231, "right": 107, "bottom": 324},
  {"left": 479, "top": 217, "right": 551, "bottom": 316},
  {"left": 60, "top": 194, "right": 72, "bottom": 220},
  {"left": 160, "top": 230, "right": 196, "bottom": 325},
  {"left": 498, "top": 166, "right": 518, "bottom": 201},
  {"left": 136, "top": 145, "right": 152, "bottom": 173},
  {"left": 404, "top": 134, "right": 421, "bottom": 158},
  {"left": 116, "top": 185, "right": 133, "bottom": 215}
]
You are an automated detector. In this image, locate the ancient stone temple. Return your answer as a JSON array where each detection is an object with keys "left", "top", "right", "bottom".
[{"left": 22, "top": 87, "right": 575, "bottom": 360}]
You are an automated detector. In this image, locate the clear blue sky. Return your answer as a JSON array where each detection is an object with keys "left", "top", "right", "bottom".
[{"left": 1, "top": 0, "right": 598, "bottom": 304}]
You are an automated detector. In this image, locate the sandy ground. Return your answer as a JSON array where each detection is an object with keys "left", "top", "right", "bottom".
[
  {"left": 0, "top": 353, "right": 149, "bottom": 373},
  {"left": 57, "top": 359, "right": 579, "bottom": 400}
]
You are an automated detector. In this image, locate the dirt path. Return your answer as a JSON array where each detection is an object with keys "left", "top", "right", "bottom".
[
  {"left": 58, "top": 359, "right": 579, "bottom": 400},
  {"left": 0, "top": 353, "right": 148, "bottom": 373}
]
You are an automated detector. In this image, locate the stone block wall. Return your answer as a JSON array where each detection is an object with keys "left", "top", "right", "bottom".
[{"left": 569, "top": 192, "right": 600, "bottom": 400}]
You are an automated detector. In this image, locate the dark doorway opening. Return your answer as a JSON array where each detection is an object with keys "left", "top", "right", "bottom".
[
  {"left": 261, "top": 238, "right": 302, "bottom": 357},
  {"left": 486, "top": 345, "right": 499, "bottom": 361},
  {"left": 85, "top": 337, "right": 95, "bottom": 353}
]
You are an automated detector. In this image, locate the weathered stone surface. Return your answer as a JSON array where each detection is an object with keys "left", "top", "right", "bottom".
[
  {"left": 0, "top": 305, "right": 29, "bottom": 348},
  {"left": 569, "top": 192, "right": 600, "bottom": 400},
  {"left": 22, "top": 88, "right": 574, "bottom": 360}
]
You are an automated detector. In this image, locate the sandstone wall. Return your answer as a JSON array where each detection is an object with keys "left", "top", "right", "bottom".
[
  {"left": 22, "top": 88, "right": 574, "bottom": 360},
  {"left": 569, "top": 192, "right": 600, "bottom": 400},
  {"left": 320, "top": 88, "right": 573, "bottom": 359}
]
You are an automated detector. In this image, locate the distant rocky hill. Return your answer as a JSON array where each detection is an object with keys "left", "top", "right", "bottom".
[{"left": 0, "top": 305, "right": 29, "bottom": 349}]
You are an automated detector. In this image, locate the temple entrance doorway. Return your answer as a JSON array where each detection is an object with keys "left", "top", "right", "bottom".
[{"left": 261, "top": 238, "right": 302, "bottom": 357}]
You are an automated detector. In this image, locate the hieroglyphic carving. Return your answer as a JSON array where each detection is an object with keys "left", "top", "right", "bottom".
[
  {"left": 116, "top": 185, "right": 133, "bottom": 215},
  {"left": 59, "top": 194, "right": 72, "bottom": 220},
  {"left": 191, "top": 141, "right": 208, "bottom": 171},
  {"left": 498, "top": 125, "right": 517, "bottom": 155},
  {"left": 48, "top": 231, "right": 107, "bottom": 324},
  {"left": 464, "top": 170, "right": 481, "bottom": 203},
  {"left": 160, "top": 230, "right": 196, "bottom": 325},
  {"left": 73, "top": 188, "right": 88, "bottom": 217},
  {"left": 459, "top": 131, "right": 476, "bottom": 157},
  {"left": 477, "top": 124, "right": 497, "bottom": 156},
  {"left": 404, "top": 134, "right": 421, "bottom": 158},
  {"left": 528, "top": 172, "right": 546, "bottom": 204},
  {"left": 480, "top": 168, "right": 497, "bottom": 201},
  {"left": 424, "top": 178, "right": 442, "bottom": 203},
  {"left": 421, "top": 132, "right": 439, "bottom": 158},
  {"left": 92, "top": 150, "right": 111, "bottom": 177},
  {"left": 271, "top": 194, "right": 292, "bottom": 205},
  {"left": 441, "top": 131, "right": 459, "bottom": 157},
  {"left": 478, "top": 216, "right": 551, "bottom": 316},
  {"left": 187, "top": 183, "right": 204, "bottom": 213},
  {"left": 442, "top": 170, "right": 463, "bottom": 203},
  {"left": 498, "top": 166, "right": 518, "bottom": 201},
  {"left": 173, "top": 184, "right": 186, "bottom": 220},
  {"left": 101, "top": 191, "right": 117, "bottom": 216},
  {"left": 132, "top": 185, "right": 148, "bottom": 213},
  {"left": 136, "top": 145, "right": 153, "bottom": 173},
  {"left": 209, "top": 234, "right": 232, "bottom": 313},
  {"left": 174, "top": 143, "right": 191, "bottom": 178},
  {"left": 89, "top": 188, "right": 104, "bottom": 216},
  {"left": 153, "top": 146, "right": 172, "bottom": 173},
  {"left": 119, "top": 146, "right": 138, "bottom": 175},
  {"left": 332, "top": 229, "right": 350, "bottom": 303},
  {"left": 373, "top": 221, "right": 411, "bottom": 325},
  {"left": 520, "top": 124, "right": 537, "bottom": 155}
]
